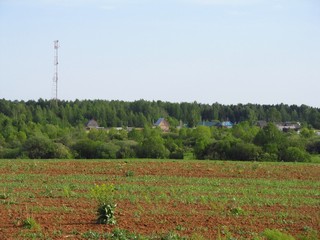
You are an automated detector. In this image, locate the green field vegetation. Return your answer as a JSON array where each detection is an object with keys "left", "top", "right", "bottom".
[{"left": 0, "top": 159, "right": 319, "bottom": 239}]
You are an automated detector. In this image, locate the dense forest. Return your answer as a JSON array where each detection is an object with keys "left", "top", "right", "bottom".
[{"left": 0, "top": 99, "right": 320, "bottom": 161}]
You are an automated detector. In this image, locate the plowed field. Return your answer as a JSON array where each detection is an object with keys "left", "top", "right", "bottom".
[{"left": 0, "top": 159, "right": 319, "bottom": 239}]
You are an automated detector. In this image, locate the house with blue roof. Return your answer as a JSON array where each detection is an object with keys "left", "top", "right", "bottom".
[
  {"left": 217, "top": 121, "right": 233, "bottom": 128},
  {"left": 154, "top": 118, "right": 170, "bottom": 132}
]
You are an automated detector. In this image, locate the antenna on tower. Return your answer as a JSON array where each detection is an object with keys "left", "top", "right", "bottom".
[{"left": 52, "top": 40, "right": 59, "bottom": 103}]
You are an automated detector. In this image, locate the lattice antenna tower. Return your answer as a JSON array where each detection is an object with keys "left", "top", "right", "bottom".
[{"left": 52, "top": 40, "right": 59, "bottom": 103}]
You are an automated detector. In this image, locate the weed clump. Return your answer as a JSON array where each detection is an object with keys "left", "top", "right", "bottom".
[
  {"left": 125, "top": 170, "right": 134, "bottom": 177},
  {"left": 22, "top": 217, "right": 41, "bottom": 231},
  {"left": 90, "top": 184, "right": 116, "bottom": 225}
]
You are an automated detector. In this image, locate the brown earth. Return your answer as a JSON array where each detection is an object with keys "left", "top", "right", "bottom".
[{"left": 0, "top": 160, "right": 319, "bottom": 239}]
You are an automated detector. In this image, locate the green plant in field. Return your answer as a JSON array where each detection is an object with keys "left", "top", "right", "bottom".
[
  {"left": 125, "top": 170, "right": 134, "bottom": 177},
  {"left": 82, "top": 230, "right": 103, "bottom": 239},
  {"left": 175, "top": 225, "right": 186, "bottom": 231},
  {"left": 160, "top": 231, "right": 187, "bottom": 240},
  {"left": 82, "top": 228, "right": 146, "bottom": 239},
  {"left": 53, "top": 229, "right": 63, "bottom": 238},
  {"left": 229, "top": 206, "right": 245, "bottom": 216},
  {"left": 0, "top": 193, "right": 17, "bottom": 205},
  {"left": 226, "top": 198, "right": 246, "bottom": 216},
  {"left": 22, "top": 217, "right": 41, "bottom": 231},
  {"left": 62, "top": 185, "right": 75, "bottom": 198},
  {"left": 19, "top": 232, "right": 44, "bottom": 239},
  {"left": 90, "top": 183, "right": 115, "bottom": 204},
  {"left": 96, "top": 203, "right": 116, "bottom": 224},
  {"left": 217, "top": 226, "right": 237, "bottom": 240},
  {"left": 42, "top": 185, "right": 54, "bottom": 198},
  {"left": 0, "top": 192, "right": 9, "bottom": 199},
  {"left": 90, "top": 184, "right": 116, "bottom": 225},
  {"left": 0, "top": 188, "right": 17, "bottom": 205},
  {"left": 262, "top": 229, "right": 295, "bottom": 240},
  {"left": 109, "top": 228, "right": 147, "bottom": 240},
  {"left": 298, "top": 226, "right": 319, "bottom": 240},
  {"left": 190, "top": 233, "right": 206, "bottom": 240},
  {"left": 70, "top": 229, "right": 80, "bottom": 236}
]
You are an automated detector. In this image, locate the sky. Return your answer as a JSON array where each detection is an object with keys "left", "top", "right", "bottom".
[{"left": 0, "top": 0, "right": 319, "bottom": 107}]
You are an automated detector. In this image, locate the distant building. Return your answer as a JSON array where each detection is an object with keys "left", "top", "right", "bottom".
[
  {"left": 276, "top": 122, "right": 301, "bottom": 132},
  {"left": 217, "top": 121, "right": 233, "bottom": 128},
  {"left": 86, "top": 119, "right": 100, "bottom": 130},
  {"left": 154, "top": 118, "right": 170, "bottom": 132}
]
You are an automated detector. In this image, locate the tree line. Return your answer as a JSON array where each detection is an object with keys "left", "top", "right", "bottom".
[
  {"left": 1, "top": 99, "right": 320, "bottom": 128},
  {"left": 0, "top": 99, "right": 319, "bottom": 161}
]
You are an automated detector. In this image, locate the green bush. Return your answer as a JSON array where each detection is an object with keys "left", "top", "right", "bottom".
[
  {"left": 258, "top": 152, "right": 278, "bottom": 162},
  {"left": 169, "top": 148, "right": 184, "bottom": 159},
  {"left": 116, "top": 140, "right": 138, "bottom": 159},
  {"left": 306, "top": 139, "right": 320, "bottom": 154},
  {"left": 73, "top": 140, "right": 120, "bottom": 159},
  {"left": 0, "top": 147, "right": 22, "bottom": 159},
  {"left": 23, "top": 136, "right": 55, "bottom": 159},
  {"left": 229, "top": 142, "right": 262, "bottom": 161},
  {"left": 282, "top": 147, "right": 311, "bottom": 162},
  {"left": 97, "top": 142, "right": 120, "bottom": 159},
  {"left": 53, "top": 143, "right": 73, "bottom": 159}
]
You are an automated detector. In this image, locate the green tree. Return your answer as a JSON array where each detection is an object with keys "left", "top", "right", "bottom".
[
  {"left": 88, "top": 129, "right": 109, "bottom": 142},
  {"left": 232, "top": 121, "right": 259, "bottom": 143},
  {"left": 193, "top": 126, "right": 212, "bottom": 159},
  {"left": 138, "top": 128, "right": 169, "bottom": 158},
  {"left": 254, "top": 123, "right": 283, "bottom": 149},
  {"left": 128, "top": 128, "right": 144, "bottom": 142},
  {"left": 268, "top": 107, "right": 282, "bottom": 122}
]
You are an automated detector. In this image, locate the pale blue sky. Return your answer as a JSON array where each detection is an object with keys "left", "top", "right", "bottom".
[{"left": 0, "top": 0, "right": 319, "bottom": 107}]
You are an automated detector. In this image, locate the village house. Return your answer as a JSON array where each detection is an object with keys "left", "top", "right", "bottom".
[
  {"left": 85, "top": 119, "right": 103, "bottom": 130},
  {"left": 154, "top": 118, "right": 170, "bottom": 132},
  {"left": 217, "top": 121, "right": 233, "bottom": 128},
  {"left": 276, "top": 122, "right": 301, "bottom": 132}
]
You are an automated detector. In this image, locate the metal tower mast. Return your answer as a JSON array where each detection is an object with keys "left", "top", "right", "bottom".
[{"left": 52, "top": 40, "right": 59, "bottom": 102}]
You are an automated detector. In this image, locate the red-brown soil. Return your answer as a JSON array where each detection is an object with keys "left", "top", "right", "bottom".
[{"left": 0, "top": 160, "right": 319, "bottom": 239}]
